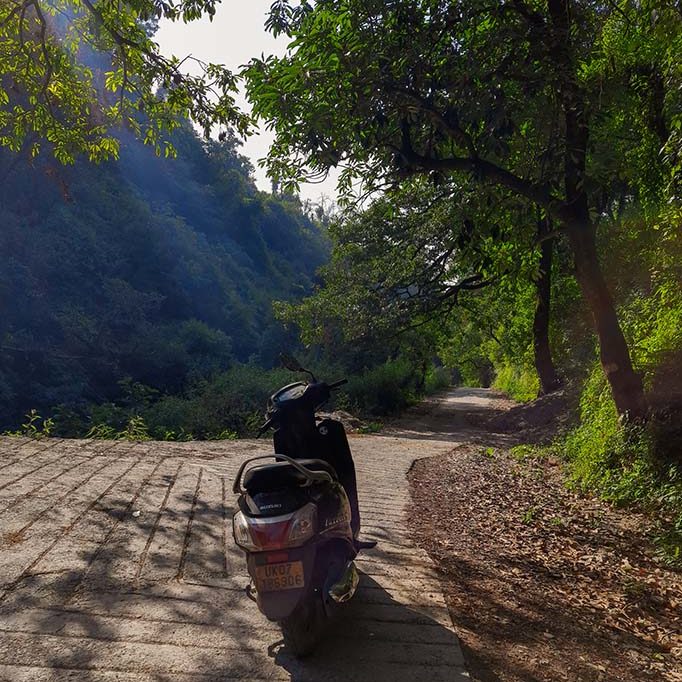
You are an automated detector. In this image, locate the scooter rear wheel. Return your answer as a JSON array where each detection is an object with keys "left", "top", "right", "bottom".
[{"left": 280, "top": 591, "right": 325, "bottom": 658}]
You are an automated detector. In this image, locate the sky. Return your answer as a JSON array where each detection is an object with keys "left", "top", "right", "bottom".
[{"left": 155, "top": 2, "right": 339, "bottom": 204}]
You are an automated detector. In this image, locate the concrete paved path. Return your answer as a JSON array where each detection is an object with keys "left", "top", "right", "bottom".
[{"left": 0, "top": 390, "right": 483, "bottom": 681}]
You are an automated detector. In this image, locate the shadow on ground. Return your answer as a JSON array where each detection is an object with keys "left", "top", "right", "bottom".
[
  {"left": 1, "top": 492, "right": 466, "bottom": 681},
  {"left": 270, "top": 572, "right": 466, "bottom": 682}
]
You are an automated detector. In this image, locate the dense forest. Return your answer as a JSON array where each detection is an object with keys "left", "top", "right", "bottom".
[{"left": 0, "top": 126, "right": 330, "bottom": 433}]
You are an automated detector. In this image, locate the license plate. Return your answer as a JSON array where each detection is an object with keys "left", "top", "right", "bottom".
[{"left": 255, "top": 561, "right": 305, "bottom": 592}]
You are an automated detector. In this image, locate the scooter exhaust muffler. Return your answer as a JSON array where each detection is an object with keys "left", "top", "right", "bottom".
[{"left": 327, "top": 560, "right": 359, "bottom": 603}]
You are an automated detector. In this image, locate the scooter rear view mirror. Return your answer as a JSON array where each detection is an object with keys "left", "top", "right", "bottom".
[{"left": 280, "top": 353, "right": 317, "bottom": 382}]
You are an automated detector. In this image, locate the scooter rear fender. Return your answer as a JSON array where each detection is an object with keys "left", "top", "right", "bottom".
[{"left": 247, "top": 537, "right": 355, "bottom": 622}]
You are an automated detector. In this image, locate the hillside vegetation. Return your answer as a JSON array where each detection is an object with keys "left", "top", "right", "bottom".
[
  {"left": 1, "top": 124, "right": 444, "bottom": 440},
  {"left": 0, "top": 126, "right": 330, "bottom": 433}
]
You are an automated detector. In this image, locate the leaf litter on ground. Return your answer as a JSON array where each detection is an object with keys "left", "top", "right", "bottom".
[{"left": 408, "top": 443, "right": 682, "bottom": 682}]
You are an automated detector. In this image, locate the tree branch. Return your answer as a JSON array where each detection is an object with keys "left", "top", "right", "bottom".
[{"left": 402, "top": 143, "right": 563, "bottom": 215}]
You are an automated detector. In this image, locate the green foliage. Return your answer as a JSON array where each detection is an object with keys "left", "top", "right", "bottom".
[
  {"left": 250, "top": 0, "right": 680, "bottom": 421},
  {"left": 342, "top": 357, "right": 420, "bottom": 417},
  {"left": 553, "top": 369, "right": 682, "bottom": 566},
  {"left": 76, "top": 356, "right": 434, "bottom": 439},
  {"left": 86, "top": 415, "right": 150, "bottom": 441},
  {"left": 493, "top": 365, "right": 539, "bottom": 404},
  {"left": 280, "top": 180, "right": 513, "bottom": 344},
  {"left": 563, "top": 390, "right": 682, "bottom": 566},
  {"left": 118, "top": 415, "right": 151, "bottom": 441},
  {"left": 534, "top": 194, "right": 682, "bottom": 563},
  {"left": 4, "top": 409, "right": 54, "bottom": 438},
  {"left": 0, "top": 0, "right": 247, "bottom": 162},
  {"left": 147, "top": 364, "right": 293, "bottom": 438},
  {"left": 563, "top": 368, "right": 625, "bottom": 489},
  {"left": 357, "top": 421, "right": 382, "bottom": 434},
  {"left": 85, "top": 423, "right": 117, "bottom": 439},
  {"left": 424, "top": 367, "right": 451, "bottom": 395},
  {"left": 521, "top": 506, "right": 539, "bottom": 525},
  {"left": 209, "top": 429, "right": 239, "bottom": 440},
  {"left": 0, "top": 123, "right": 328, "bottom": 431},
  {"left": 249, "top": 0, "right": 680, "bottom": 240},
  {"left": 509, "top": 444, "right": 545, "bottom": 462}
]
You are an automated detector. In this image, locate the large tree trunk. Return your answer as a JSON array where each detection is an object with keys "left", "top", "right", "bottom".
[
  {"left": 547, "top": 0, "right": 646, "bottom": 420},
  {"left": 533, "top": 219, "right": 560, "bottom": 395},
  {"left": 567, "top": 220, "right": 646, "bottom": 418}
]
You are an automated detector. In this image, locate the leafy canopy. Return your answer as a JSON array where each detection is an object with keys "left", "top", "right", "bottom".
[
  {"left": 0, "top": 0, "right": 248, "bottom": 162},
  {"left": 280, "top": 177, "right": 541, "bottom": 345},
  {"left": 247, "top": 0, "right": 680, "bottom": 217}
]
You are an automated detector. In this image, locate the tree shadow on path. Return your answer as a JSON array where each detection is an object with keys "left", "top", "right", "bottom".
[{"left": 270, "top": 572, "right": 468, "bottom": 682}]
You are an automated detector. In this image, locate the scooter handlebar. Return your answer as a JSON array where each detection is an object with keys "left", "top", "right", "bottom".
[
  {"left": 256, "top": 418, "right": 273, "bottom": 438},
  {"left": 254, "top": 379, "right": 347, "bottom": 437}
]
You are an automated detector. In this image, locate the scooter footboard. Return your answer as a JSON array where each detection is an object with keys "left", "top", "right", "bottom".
[{"left": 247, "top": 545, "right": 317, "bottom": 622}]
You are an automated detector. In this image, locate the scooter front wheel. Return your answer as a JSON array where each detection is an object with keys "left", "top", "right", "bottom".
[{"left": 279, "top": 591, "right": 326, "bottom": 658}]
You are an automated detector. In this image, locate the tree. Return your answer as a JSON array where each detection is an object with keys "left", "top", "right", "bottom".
[
  {"left": 0, "top": 0, "right": 247, "bottom": 162},
  {"left": 280, "top": 181, "right": 489, "bottom": 341},
  {"left": 282, "top": 176, "right": 564, "bottom": 396},
  {"left": 247, "top": 0, "right": 680, "bottom": 418},
  {"left": 282, "top": 180, "right": 502, "bottom": 334},
  {"left": 534, "top": 215, "right": 560, "bottom": 394}
]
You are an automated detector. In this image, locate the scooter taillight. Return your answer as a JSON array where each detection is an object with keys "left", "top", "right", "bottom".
[
  {"left": 233, "top": 503, "right": 317, "bottom": 551},
  {"left": 249, "top": 518, "right": 292, "bottom": 550}
]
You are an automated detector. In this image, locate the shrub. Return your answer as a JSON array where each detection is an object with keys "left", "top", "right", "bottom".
[
  {"left": 4, "top": 409, "right": 54, "bottom": 438},
  {"left": 342, "top": 357, "right": 419, "bottom": 416},
  {"left": 43, "top": 357, "right": 445, "bottom": 440},
  {"left": 425, "top": 366, "right": 451, "bottom": 394},
  {"left": 143, "top": 364, "right": 292, "bottom": 438},
  {"left": 562, "top": 364, "right": 682, "bottom": 566},
  {"left": 493, "top": 364, "right": 539, "bottom": 403}
]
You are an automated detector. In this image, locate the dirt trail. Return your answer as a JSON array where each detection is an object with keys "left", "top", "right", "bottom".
[
  {"left": 0, "top": 389, "right": 504, "bottom": 682},
  {"left": 406, "top": 390, "right": 682, "bottom": 682},
  {"left": 383, "top": 387, "right": 516, "bottom": 443}
]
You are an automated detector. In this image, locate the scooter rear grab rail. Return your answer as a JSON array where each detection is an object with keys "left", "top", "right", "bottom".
[{"left": 232, "top": 453, "right": 334, "bottom": 495}]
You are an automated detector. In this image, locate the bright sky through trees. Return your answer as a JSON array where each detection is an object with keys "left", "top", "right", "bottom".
[{"left": 156, "top": 1, "right": 339, "bottom": 202}]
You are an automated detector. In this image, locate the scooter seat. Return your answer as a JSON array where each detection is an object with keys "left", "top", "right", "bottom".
[{"left": 243, "top": 458, "right": 338, "bottom": 494}]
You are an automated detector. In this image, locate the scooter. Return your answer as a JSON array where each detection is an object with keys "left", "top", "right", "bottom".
[{"left": 232, "top": 356, "right": 367, "bottom": 656}]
